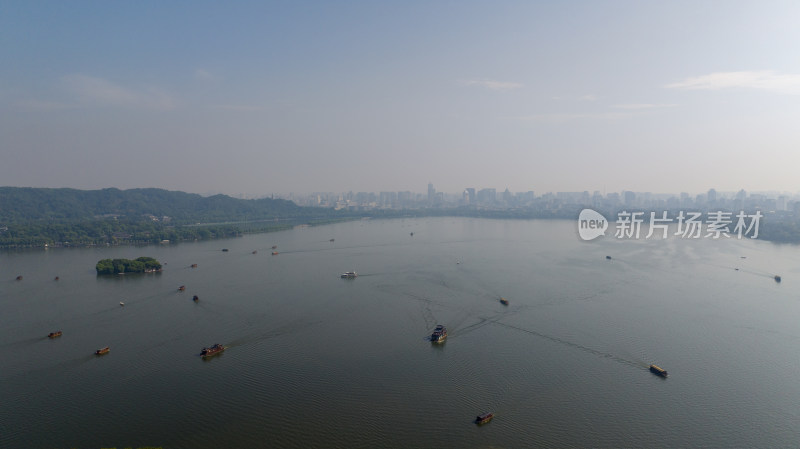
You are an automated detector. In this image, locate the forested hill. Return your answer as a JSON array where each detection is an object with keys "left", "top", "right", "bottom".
[
  {"left": 0, "top": 187, "right": 303, "bottom": 224},
  {"left": 0, "top": 187, "right": 343, "bottom": 248}
]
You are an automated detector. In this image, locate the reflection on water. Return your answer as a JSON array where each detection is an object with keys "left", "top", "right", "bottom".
[{"left": 1, "top": 217, "right": 800, "bottom": 448}]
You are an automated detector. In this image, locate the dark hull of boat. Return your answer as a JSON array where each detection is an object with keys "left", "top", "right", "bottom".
[
  {"left": 201, "top": 345, "right": 225, "bottom": 358},
  {"left": 431, "top": 333, "right": 447, "bottom": 343},
  {"left": 476, "top": 413, "right": 494, "bottom": 424}
]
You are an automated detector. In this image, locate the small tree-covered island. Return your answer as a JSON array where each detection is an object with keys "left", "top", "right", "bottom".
[{"left": 96, "top": 257, "right": 162, "bottom": 275}]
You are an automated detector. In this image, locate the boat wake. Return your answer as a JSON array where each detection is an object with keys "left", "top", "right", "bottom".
[
  {"left": 1, "top": 354, "right": 96, "bottom": 383},
  {"left": 3, "top": 335, "right": 49, "bottom": 348},
  {"left": 490, "top": 320, "right": 642, "bottom": 369},
  {"left": 226, "top": 319, "right": 324, "bottom": 348}
]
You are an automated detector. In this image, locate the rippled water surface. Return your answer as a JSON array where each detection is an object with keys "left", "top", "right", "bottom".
[{"left": 2, "top": 217, "right": 799, "bottom": 448}]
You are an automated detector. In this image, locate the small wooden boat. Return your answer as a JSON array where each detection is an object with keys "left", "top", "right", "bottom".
[
  {"left": 191, "top": 264, "right": 198, "bottom": 268},
  {"left": 201, "top": 343, "right": 225, "bottom": 358},
  {"left": 475, "top": 412, "right": 494, "bottom": 424},
  {"left": 178, "top": 285, "right": 186, "bottom": 291},
  {"left": 500, "top": 297, "right": 509, "bottom": 306},
  {"left": 192, "top": 295, "right": 199, "bottom": 302},
  {"left": 271, "top": 245, "right": 278, "bottom": 249},
  {"left": 222, "top": 248, "right": 229, "bottom": 252},
  {"left": 272, "top": 251, "right": 279, "bottom": 255},
  {"left": 649, "top": 364, "right": 668, "bottom": 377},
  {"left": 431, "top": 325, "right": 447, "bottom": 343},
  {"left": 48, "top": 331, "right": 63, "bottom": 338},
  {"left": 774, "top": 275, "right": 782, "bottom": 282},
  {"left": 54, "top": 276, "right": 60, "bottom": 281},
  {"left": 606, "top": 255, "right": 612, "bottom": 260},
  {"left": 15, "top": 275, "right": 22, "bottom": 281},
  {"left": 329, "top": 238, "right": 335, "bottom": 242},
  {"left": 252, "top": 250, "right": 258, "bottom": 254},
  {"left": 95, "top": 347, "right": 110, "bottom": 355}
]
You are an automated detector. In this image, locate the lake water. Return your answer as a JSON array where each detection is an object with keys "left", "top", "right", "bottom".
[{"left": 2, "top": 217, "right": 799, "bottom": 448}]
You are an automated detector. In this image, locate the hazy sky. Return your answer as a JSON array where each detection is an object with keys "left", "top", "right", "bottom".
[{"left": 2, "top": 1, "right": 799, "bottom": 196}]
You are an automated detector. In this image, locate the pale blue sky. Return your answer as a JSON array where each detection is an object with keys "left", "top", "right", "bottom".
[{"left": 2, "top": 1, "right": 799, "bottom": 196}]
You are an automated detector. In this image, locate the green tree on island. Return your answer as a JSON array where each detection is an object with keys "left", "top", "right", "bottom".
[{"left": 96, "top": 257, "right": 162, "bottom": 274}]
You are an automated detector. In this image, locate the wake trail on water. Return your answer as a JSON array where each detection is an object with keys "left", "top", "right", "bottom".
[
  {"left": 1, "top": 354, "right": 96, "bottom": 383},
  {"left": 3, "top": 289, "right": 172, "bottom": 336},
  {"left": 490, "top": 320, "right": 643, "bottom": 370},
  {"left": 448, "top": 312, "right": 508, "bottom": 338},
  {"left": 226, "top": 319, "right": 324, "bottom": 348},
  {"left": 706, "top": 261, "right": 778, "bottom": 280},
  {"left": 735, "top": 268, "right": 775, "bottom": 279},
  {"left": 3, "top": 335, "right": 49, "bottom": 348}
]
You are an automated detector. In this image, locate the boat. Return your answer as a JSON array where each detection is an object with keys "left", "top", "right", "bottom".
[
  {"left": 120, "top": 302, "right": 124, "bottom": 306},
  {"left": 430, "top": 324, "right": 447, "bottom": 343},
  {"left": 15, "top": 275, "right": 22, "bottom": 281},
  {"left": 330, "top": 238, "right": 335, "bottom": 242},
  {"left": 178, "top": 285, "right": 186, "bottom": 291},
  {"left": 606, "top": 255, "right": 612, "bottom": 260},
  {"left": 272, "top": 245, "right": 278, "bottom": 249},
  {"left": 48, "top": 331, "right": 62, "bottom": 338},
  {"left": 341, "top": 271, "right": 358, "bottom": 278},
  {"left": 500, "top": 297, "right": 509, "bottom": 306},
  {"left": 222, "top": 248, "right": 229, "bottom": 252},
  {"left": 54, "top": 276, "right": 60, "bottom": 281},
  {"left": 252, "top": 250, "right": 258, "bottom": 254},
  {"left": 193, "top": 295, "right": 199, "bottom": 302},
  {"left": 95, "top": 347, "right": 110, "bottom": 355},
  {"left": 649, "top": 364, "right": 668, "bottom": 377},
  {"left": 191, "top": 263, "right": 198, "bottom": 268},
  {"left": 775, "top": 275, "right": 782, "bottom": 282},
  {"left": 201, "top": 343, "right": 225, "bottom": 358},
  {"left": 475, "top": 412, "right": 494, "bottom": 424},
  {"left": 410, "top": 232, "right": 414, "bottom": 236},
  {"left": 272, "top": 251, "right": 279, "bottom": 255}
]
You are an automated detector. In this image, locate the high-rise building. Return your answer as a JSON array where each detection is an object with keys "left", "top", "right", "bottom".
[
  {"left": 777, "top": 195, "right": 787, "bottom": 211},
  {"left": 707, "top": 188, "right": 717, "bottom": 204},
  {"left": 381, "top": 191, "right": 398, "bottom": 207},
  {"left": 623, "top": 191, "right": 636, "bottom": 206},
  {"left": 502, "top": 188, "right": 512, "bottom": 204},
  {"left": 477, "top": 188, "right": 496, "bottom": 204},
  {"left": 464, "top": 188, "right": 476, "bottom": 205},
  {"left": 695, "top": 193, "right": 707, "bottom": 205}
]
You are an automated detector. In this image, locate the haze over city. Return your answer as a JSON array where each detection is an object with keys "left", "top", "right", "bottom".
[{"left": 2, "top": 1, "right": 800, "bottom": 196}]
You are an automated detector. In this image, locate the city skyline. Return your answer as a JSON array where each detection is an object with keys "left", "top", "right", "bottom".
[
  {"left": 280, "top": 182, "right": 800, "bottom": 213},
  {"left": 238, "top": 178, "right": 797, "bottom": 199},
  {"left": 3, "top": 2, "right": 800, "bottom": 195}
]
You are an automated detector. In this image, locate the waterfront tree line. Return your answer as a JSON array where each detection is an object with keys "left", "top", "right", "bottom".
[
  {"left": 2, "top": 187, "right": 799, "bottom": 247},
  {"left": 0, "top": 187, "right": 352, "bottom": 248}
]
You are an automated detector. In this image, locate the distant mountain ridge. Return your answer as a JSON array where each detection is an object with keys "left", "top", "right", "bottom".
[{"left": 0, "top": 187, "right": 302, "bottom": 224}]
